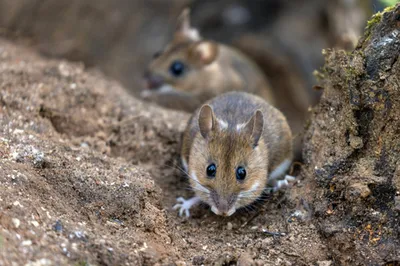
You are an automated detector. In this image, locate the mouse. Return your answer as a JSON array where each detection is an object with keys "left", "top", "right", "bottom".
[
  {"left": 141, "top": 8, "right": 275, "bottom": 113},
  {"left": 173, "top": 91, "right": 294, "bottom": 217}
]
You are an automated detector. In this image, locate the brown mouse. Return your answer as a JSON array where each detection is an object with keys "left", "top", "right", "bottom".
[
  {"left": 141, "top": 8, "right": 275, "bottom": 113},
  {"left": 173, "top": 91, "right": 294, "bottom": 217}
]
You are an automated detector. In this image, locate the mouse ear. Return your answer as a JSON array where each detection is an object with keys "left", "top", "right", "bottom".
[
  {"left": 198, "top": 104, "right": 217, "bottom": 139},
  {"left": 188, "top": 41, "right": 219, "bottom": 66},
  {"left": 243, "top": 110, "right": 264, "bottom": 147},
  {"left": 174, "top": 8, "right": 201, "bottom": 42}
]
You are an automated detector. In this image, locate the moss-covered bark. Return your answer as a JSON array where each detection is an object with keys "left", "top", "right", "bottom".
[{"left": 297, "top": 4, "right": 400, "bottom": 265}]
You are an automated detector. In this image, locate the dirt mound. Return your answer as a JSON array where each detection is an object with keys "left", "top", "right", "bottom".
[
  {"left": 0, "top": 38, "right": 325, "bottom": 265},
  {"left": 0, "top": 38, "right": 327, "bottom": 265},
  {"left": 0, "top": 38, "right": 188, "bottom": 265},
  {"left": 1, "top": 4, "right": 400, "bottom": 265}
]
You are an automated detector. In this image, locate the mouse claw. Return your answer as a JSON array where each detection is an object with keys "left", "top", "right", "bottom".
[
  {"left": 285, "top": 175, "right": 296, "bottom": 182},
  {"left": 175, "top": 197, "right": 185, "bottom": 203},
  {"left": 172, "top": 196, "right": 201, "bottom": 218},
  {"left": 272, "top": 175, "right": 297, "bottom": 192}
]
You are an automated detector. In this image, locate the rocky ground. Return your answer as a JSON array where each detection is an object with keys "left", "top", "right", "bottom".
[{"left": 0, "top": 4, "right": 400, "bottom": 266}]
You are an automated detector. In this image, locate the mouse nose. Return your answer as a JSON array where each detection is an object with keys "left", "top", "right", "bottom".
[
  {"left": 211, "top": 196, "right": 236, "bottom": 216},
  {"left": 143, "top": 71, "right": 164, "bottom": 90}
]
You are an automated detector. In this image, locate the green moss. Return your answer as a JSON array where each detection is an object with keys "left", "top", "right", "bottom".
[
  {"left": 364, "top": 11, "right": 383, "bottom": 40},
  {"left": 364, "top": 4, "right": 397, "bottom": 40},
  {"left": 313, "top": 70, "right": 325, "bottom": 82}
]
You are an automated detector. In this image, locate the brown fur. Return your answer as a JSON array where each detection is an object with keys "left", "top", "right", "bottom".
[
  {"left": 141, "top": 8, "right": 275, "bottom": 112},
  {"left": 181, "top": 92, "right": 292, "bottom": 215}
]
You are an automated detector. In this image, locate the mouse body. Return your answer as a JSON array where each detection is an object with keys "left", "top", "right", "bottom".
[
  {"left": 141, "top": 9, "right": 275, "bottom": 112},
  {"left": 174, "top": 91, "right": 293, "bottom": 217}
]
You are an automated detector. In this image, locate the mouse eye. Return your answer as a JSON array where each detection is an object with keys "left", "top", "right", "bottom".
[
  {"left": 206, "top": 163, "right": 216, "bottom": 178},
  {"left": 236, "top": 166, "right": 246, "bottom": 181},
  {"left": 169, "top": 60, "right": 185, "bottom": 77}
]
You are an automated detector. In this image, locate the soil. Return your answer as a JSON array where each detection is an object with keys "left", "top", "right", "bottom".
[
  {"left": 0, "top": 4, "right": 400, "bottom": 266},
  {"left": 0, "top": 38, "right": 326, "bottom": 266}
]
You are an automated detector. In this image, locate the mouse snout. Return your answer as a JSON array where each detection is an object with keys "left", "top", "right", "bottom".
[
  {"left": 143, "top": 71, "right": 164, "bottom": 90},
  {"left": 211, "top": 193, "right": 236, "bottom": 216}
]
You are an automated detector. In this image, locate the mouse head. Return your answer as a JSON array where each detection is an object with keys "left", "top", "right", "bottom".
[
  {"left": 141, "top": 8, "right": 220, "bottom": 100},
  {"left": 188, "top": 105, "right": 269, "bottom": 216}
]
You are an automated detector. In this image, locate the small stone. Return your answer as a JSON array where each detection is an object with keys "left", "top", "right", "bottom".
[
  {"left": 349, "top": 135, "right": 363, "bottom": 149},
  {"left": 32, "top": 148, "right": 45, "bottom": 168},
  {"left": 53, "top": 220, "right": 63, "bottom": 232},
  {"left": 80, "top": 142, "right": 89, "bottom": 148},
  {"left": 72, "top": 231, "right": 87, "bottom": 241},
  {"left": 106, "top": 221, "right": 120, "bottom": 228},
  {"left": 22, "top": 240, "right": 32, "bottom": 246},
  {"left": 175, "top": 260, "right": 186, "bottom": 266},
  {"left": 317, "top": 260, "right": 333, "bottom": 266},
  {"left": 289, "top": 210, "right": 307, "bottom": 222},
  {"left": 13, "top": 129, "right": 24, "bottom": 135},
  {"left": 192, "top": 255, "right": 205, "bottom": 265},
  {"left": 346, "top": 183, "right": 371, "bottom": 201},
  {"left": 25, "top": 258, "right": 52, "bottom": 266},
  {"left": 394, "top": 196, "right": 400, "bottom": 212},
  {"left": 30, "top": 221, "right": 39, "bottom": 227},
  {"left": 12, "top": 218, "right": 20, "bottom": 228},
  {"left": 227, "top": 222, "right": 233, "bottom": 230},
  {"left": 12, "top": 152, "right": 22, "bottom": 162},
  {"left": 71, "top": 243, "right": 78, "bottom": 251},
  {"left": 58, "top": 64, "right": 70, "bottom": 77}
]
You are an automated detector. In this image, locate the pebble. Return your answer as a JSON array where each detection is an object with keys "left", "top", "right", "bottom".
[
  {"left": 349, "top": 135, "right": 363, "bottom": 149},
  {"left": 13, "top": 201, "right": 23, "bottom": 207},
  {"left": 346, "top": 183, "right": 371, "bottom": 200},
  {"left": 71, "top": 243, "right": 78, "bottom": 251},
  {"left": 25, "top": 258, "right": 52, "bottom": 266},
  {"left": 317, "top": 261, "right": 333, "bottom": 266},
  {"left": 192, "top": 255, "right": 205, "bottom": 265},
  {"left": 32, "top": 148, "right": 45, "bottom": 168},
  {"left": 30, "top": 221, "right": 39, "bottom": 227},
  {"left": 227, "top": 222, "right": 233, "bottom": 230},
  {"left": 12, "top": 218, "right": 21, "bottom": 228},
  {"left": 175, "top": 261, "right": 186, "bottom": 266},
  {"left": 53, "top": 220, "right": 63, "bottom": 232},
  {"left": 22, "top": 240, "right": 32, "bottom": 246},
  {"left": 394, "top": 196, "right": 400, "bottom": 212}
]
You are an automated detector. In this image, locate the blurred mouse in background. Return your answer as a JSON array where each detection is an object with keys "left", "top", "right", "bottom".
[{"left": 141, "top": 8, "right": 276, "bottom": 113}]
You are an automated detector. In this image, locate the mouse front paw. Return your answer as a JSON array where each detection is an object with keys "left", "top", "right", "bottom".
[
  {"left": 172, "top": 196, "right": 201, "bottom": 217},
  {"left": 272, "top": 175, "right": 296, "bottom": 192}
]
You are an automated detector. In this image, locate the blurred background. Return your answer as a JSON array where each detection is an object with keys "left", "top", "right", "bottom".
[{"left": 0, "top": 0, "right": 395, "bottom": 152}]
